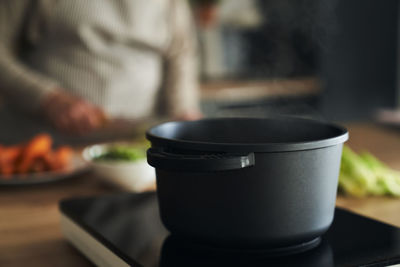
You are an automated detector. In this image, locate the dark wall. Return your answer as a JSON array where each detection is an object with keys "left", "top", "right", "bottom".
[{"left": 320, "top": 0, "right": 398, "bottom": 121}]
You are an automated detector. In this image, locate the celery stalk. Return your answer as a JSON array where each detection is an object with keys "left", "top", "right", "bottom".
[{"left": 338, "top": 146, "right": 400, "bottom": 197}]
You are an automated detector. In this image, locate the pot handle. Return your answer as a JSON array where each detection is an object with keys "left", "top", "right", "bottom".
[{"left": 147, "top": 148, "right": 255, "bottom": 172}]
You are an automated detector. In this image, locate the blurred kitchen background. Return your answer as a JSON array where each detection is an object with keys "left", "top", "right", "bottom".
[
  {"left": 0, "top": 0, "right": 399, "bottom": 145},
  {"left": 193, "top": 0, "right": 400, "bottom": 122}
]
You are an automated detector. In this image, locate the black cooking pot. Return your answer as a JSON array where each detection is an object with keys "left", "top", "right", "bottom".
[{"left": 146, "top": 117, "right": 348, "bottom": 249}]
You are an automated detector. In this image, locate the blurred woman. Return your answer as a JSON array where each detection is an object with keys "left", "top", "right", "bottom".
[{"left": 0, "top": 0, "right": 201, "bottom": 136}]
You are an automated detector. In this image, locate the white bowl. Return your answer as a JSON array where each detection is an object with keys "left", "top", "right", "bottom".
[{"left": 82, "top": 144, "right": 155, "bottom": 192}]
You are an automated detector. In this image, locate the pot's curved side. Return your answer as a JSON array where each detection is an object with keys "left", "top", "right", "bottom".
[{"left": 155, "top": 144, "right": 343, "bottom": 248}]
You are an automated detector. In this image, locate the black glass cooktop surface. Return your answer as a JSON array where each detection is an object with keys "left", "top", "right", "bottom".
[{"left": 60, "top": 192, "right": 400, "bottom": 267}]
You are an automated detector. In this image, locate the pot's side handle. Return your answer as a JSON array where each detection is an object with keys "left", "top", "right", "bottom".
[{"left": 147, "top": 148, "right": 255, "bottom": 172}]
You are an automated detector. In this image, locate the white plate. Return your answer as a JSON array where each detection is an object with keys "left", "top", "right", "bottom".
[
  {"left": 83, "top": 144, "right": 155, "bottom": 192},
  {"left": 0, "top": 154, "right": 90, "bottom": 185}
]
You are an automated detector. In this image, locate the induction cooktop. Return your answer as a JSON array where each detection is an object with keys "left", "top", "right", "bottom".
[{"left": 59, "top": 192, "right": 400, "bottom": 267}]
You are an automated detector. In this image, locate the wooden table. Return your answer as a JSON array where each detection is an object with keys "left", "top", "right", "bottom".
[
  {"left": 0, "top": 123, "right": 399, "bottom": 266},
  {"left": 0, "top": 174, "right": 118, "bottom": 267},
  {"left": 336, "top": 123, "right": 400, "bottom": 227}
]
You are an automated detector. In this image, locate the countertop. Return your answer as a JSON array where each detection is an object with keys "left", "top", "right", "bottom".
[
  {"left": 0, "top": 123, "right": 399, "bottom": 267},
  {"left": 200, "top": 77, "right": 320, "bottom": 102},
  {"left": 335, "top": 123, "right": 400, "bottom": 227}
]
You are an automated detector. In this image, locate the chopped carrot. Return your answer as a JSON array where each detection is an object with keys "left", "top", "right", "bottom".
[
  {"left": 17, "top": 134, "right": 52, "bottom": 173},
  {"left": 30, "top": 158, "right": 47, "bottom": 173},
  {"left": 0, "top": 134, "right": 74, "bottom": 177},
  {"left": 0, "top": 146, "right": 23, "bottom": 175},
  {"left": 52, "top": 146, "right": 73, "bottom": 170},
  {"left": 42, "top": 152, "right": 56, "bottom": 170}
]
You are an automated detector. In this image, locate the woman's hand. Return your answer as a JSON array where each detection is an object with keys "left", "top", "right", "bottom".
[
  {"left": 174, "top": 110, "right": 203, "bottom": 121},
  {"left": 40, "top": 91, "right": 106, "bottom": 135}
]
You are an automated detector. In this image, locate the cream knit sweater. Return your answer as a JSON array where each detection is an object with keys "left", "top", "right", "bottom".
[{"left": 0, "top": 0, "right": 199, "bottom": 119}]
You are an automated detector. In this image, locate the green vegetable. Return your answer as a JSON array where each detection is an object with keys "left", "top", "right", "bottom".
[
  {"left": 339, "top": 146, "right": 400, "bottom": 197},
  {"left": 94, "top": 146, "right": 146, "bottom": 162}
]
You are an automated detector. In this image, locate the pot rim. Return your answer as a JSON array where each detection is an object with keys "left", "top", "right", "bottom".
[{"left": 146, "top": 117, "right": 349, "bottom": 153}]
